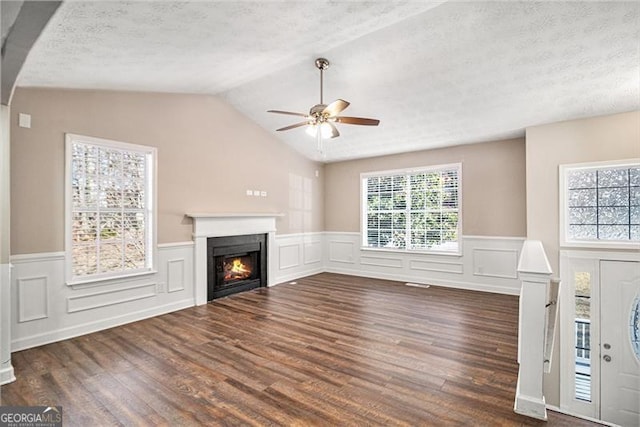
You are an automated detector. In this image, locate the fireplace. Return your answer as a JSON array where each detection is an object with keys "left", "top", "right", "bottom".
[
  {"left": 207, "top": 233, "right": 267, "bottom": 300},
  {"left": 187, "top": 213, "right": 282, "bottom": 305}
]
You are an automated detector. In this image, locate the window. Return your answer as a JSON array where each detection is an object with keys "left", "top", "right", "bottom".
[
  {"left": 65, "top": 134, "right": 156, "bottom": 284},
  {"left": 560, "top": 159, "right": 640, "bottom": 248},
  {"left": 574, "top": 271, "right": 592, "bottom": 402},
  {"left": 361, "top": 163, "right": 461, "bottom": 254}
]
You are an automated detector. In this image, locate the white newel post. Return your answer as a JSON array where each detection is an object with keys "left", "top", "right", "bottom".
[
  {"left": 187, "top": 213, "right": 283, "bottom": 306},
  {"left": 514, "top": 240, "right": 552, "bottom": 420}
]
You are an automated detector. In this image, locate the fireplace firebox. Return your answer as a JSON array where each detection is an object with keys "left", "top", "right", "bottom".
[{"left": 207, "top": 233, "right": 267, "bottom": 300}]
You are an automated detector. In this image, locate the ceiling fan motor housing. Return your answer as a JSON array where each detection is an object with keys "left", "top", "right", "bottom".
[{"left": 310, "top": 104, "right": 328, "bottom": 123}]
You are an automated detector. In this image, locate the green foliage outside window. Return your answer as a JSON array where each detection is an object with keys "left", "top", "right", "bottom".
[{"left": 364, "top": 165, "right": 460, "bottom": 252}]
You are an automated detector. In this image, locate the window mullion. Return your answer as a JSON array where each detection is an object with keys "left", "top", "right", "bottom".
[
  {"left": 120, "top": 150, "right": 126, "bottom": 271},
  {"left": 96, "top": 147, "right": 102, "bottom": 274},
  {"left": 595, "top": 170, "right": 599, "bottom": 240},
  {"left": 629, "top": 168, "right": 632, "bottom": 240},
  {"left": 405, "top": 172, "right": 411, "bottom": 250}
]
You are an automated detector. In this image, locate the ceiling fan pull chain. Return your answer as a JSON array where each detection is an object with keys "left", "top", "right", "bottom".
[{"left": 317, "top": 130, "right": 323, "bottom": 154}]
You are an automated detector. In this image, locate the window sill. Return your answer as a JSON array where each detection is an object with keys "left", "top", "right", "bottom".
[
  {"left": 67, "top": 269, "right": 157, "bottom": 288},
  {"left": 560, "top": 240, "right": 640, "bottom": 251},
  {"left": 360, "top": 246, "right": 462, "bottom": 257}
]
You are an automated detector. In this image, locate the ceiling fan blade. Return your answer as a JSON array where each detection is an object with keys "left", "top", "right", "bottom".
[
  {"left": 327, "top": 122, "right": 340, "bottom": 138},
  {"left": 335, "top": 116, "right": 380, "bottom": 126},
  {"left": 267, "top": 110, "right": 308, "bottom": 117},
  {"left": 322, "top": 99, "right": 350, "bottom": 117},
  {"left": 276, "top": 121, "right": 310, "bottom": 131}
]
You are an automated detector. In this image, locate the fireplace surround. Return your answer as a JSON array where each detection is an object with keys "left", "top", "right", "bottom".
[{"left": 187, "top": 213, "right": 283, "bottom": 305}]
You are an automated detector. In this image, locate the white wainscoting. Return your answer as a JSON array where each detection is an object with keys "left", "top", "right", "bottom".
[
  {"left": 8, "top": 233, "right": 523, "bottom": 352},
  {"left": 271, "top": 233, "right": 324, "bottom": 285},
  {"left": 323, "top": 233, "right": 524, "bottom": 295},
  {"left": 10, "top": 242, "right": 195, "bottom": 351}
]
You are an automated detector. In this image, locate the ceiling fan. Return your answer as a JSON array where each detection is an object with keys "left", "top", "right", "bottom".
[{"left": 267, "top": 58, "right": 380, "bottom": 140}]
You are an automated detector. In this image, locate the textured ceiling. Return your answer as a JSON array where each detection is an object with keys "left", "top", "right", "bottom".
[{"left": 17, "top": 1, "right": 640, "bottom": 162}]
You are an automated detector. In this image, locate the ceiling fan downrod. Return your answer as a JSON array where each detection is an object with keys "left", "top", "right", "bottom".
[{"left": 315, "top": 58, "right": 329, "bottom": 105}]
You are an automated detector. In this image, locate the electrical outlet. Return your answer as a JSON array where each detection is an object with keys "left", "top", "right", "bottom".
[
  {"left": 157, "top": 282, "right": 165, "bottom": 293},
  {"left": 260, "top": 191, "right": 267, "bottom": 197},
  {"left": 253, "top": 190, "right": 261, "bottom": 197},
  {"left": 246, "top": 189, "right": 253, "bottom": 196}
]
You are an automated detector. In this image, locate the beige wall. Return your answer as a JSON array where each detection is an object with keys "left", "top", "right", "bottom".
[
  {"left": 10, "top": 88, "right": 324, "bottom": 254},
  {"left": 324, "top": 138, "right": 527, "bottom": 237},
  {"left": 526, "top": 110, "right": 640, "bottom": 407},
  {"left": 526, "top": 110, "right": 640, "bottom": 274}
]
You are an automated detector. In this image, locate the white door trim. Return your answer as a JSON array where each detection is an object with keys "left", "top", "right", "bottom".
[{"left": 559, "top": 250, "right": 640, "bottom": 421}]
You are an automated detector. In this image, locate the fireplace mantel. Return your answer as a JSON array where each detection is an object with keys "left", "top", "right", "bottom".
[{"left": 186, "top": 213, "right": 284, "bottom": 305}]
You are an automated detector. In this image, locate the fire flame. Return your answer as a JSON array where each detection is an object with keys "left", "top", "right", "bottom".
[{"left": 224, "top": 257, "right": 252, "bottom": 281}]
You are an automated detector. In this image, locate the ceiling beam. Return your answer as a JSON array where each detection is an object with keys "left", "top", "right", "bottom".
[{"left": 1, "top": 1, "right": 61, "bottom": 106}]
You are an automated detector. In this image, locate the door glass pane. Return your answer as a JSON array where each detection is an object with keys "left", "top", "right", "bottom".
[
  {"left": 631, "top": 296, "right": 640, "bottom": 362},
  {"left": 574, "top": 272, "right": 591, "bottom": 402}
]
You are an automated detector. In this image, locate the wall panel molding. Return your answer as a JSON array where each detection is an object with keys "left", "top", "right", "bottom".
[
  {"left": 167, "top": 259, "right": 185, "bottom": 293},
  {"left": 472, "top": 248, "right": 519, "bottom": 279},
  {"left": 17, "top": 276, "right": 48, "bottom": 323},
  {"left": 303, "top": 240, "right": 322, "bottom": 265},
  {"left": 328, "top": 240, "right": 356, "bottom": 264},
  {"left": 67, "top": 282, "right": 157, "bottom": 313},
  {"left": 360, "top": 255, "right": 403, "bottom": 269},
  {"left": 278, "top": 243, "right": 301, "bottom": 270},
  {"left": 410, "top": 259, "right": 464, "bottom": 274}
]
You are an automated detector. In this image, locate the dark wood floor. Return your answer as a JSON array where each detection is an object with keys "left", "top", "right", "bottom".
[{"left": 1, "top": 273, "right": 598, "bottom": 426}]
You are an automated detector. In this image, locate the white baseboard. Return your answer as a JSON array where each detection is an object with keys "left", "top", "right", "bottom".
[
  {"left": 545, "top": 405, "right": 611, "bottom": 426},
  {"left": 324, "top": 266, "right": 520, "bottom": 295},
  {"left": 0, "top": 365, "right": 15, "bottom": 385},
  {"left": 271, "top": 267, "right": 324, "bottom": 286}
]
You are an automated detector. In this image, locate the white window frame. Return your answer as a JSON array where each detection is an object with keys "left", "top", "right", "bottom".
[
  {"left": 559, "top": 158, "right": 640, "bottom": 250},
  {"left": 360, "top": 163, "right": 462, "bottom": 256},
  {"left": 65, "top": 133, "right": 157, "bottom": 286}
]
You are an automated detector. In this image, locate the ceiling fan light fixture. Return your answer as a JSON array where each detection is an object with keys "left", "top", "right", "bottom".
[
  {"left": 305, "top": 122, "right": 333, "bottom": 139},
  {"left": 305, "top": 124, "right": 317, "bottom": 137}
]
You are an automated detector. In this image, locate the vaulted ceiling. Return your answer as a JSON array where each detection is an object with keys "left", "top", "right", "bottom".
[{"left": 13, "top": 1, "right": 640, "bottom": 162}]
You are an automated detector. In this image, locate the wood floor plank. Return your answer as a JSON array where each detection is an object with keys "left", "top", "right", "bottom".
[{"left": 1, "top": 273, "right": 599, "bottom": 426}]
